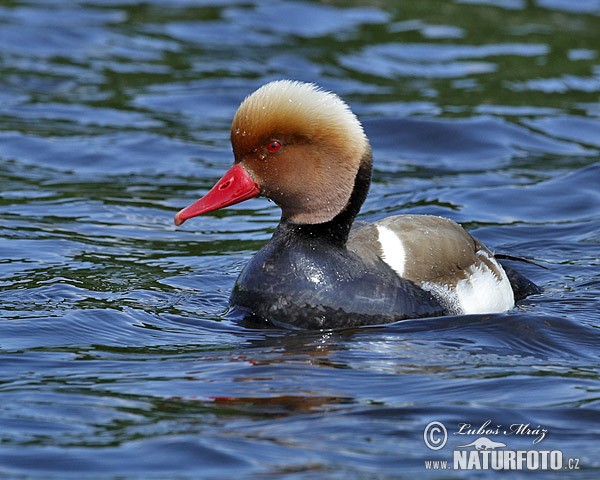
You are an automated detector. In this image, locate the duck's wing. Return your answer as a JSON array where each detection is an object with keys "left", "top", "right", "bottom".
[{"left": 348, "top": 215, "right": 515, "bottom": 315}]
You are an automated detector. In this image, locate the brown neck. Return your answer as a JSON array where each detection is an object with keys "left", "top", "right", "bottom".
[{"left": 276, "top": 148, "right": 373, "bottom": 247}]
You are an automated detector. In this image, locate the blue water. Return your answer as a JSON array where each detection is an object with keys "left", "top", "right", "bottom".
[{"left": 1, "top": 0, "right": 599, "bottom": 478}]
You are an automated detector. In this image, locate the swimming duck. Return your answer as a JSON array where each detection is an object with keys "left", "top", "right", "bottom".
[{"left": 175, "top": 80, "right": 540, "bottom": 329}]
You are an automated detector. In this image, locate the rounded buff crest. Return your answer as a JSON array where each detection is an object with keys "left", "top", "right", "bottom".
[{"left": 231, "top": 80, "right": 368, "bottom": 159}]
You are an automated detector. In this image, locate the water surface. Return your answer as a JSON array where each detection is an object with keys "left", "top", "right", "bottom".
[{"left": 1, "top": 0, "right": 599, "bottom": 478}]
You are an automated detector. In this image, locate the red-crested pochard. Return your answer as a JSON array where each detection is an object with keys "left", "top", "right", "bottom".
[{"left": 175, "top": 80, "right": 540, "bottom": 329}]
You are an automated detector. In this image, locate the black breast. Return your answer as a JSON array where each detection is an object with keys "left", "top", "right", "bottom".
[{"left": 230, "top": 227, "right": 445, "bottom": 329}]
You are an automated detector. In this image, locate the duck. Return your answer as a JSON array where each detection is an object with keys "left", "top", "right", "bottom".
[{"left": 175, "top": 80, "right": 540, "bottom": 329}]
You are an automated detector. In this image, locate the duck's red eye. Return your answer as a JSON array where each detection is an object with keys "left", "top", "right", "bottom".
[{"left": 267, "top": 140, "right": 281, "bottom": 152}]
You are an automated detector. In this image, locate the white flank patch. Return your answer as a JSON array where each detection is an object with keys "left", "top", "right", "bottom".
[
  {"left": 377, "top": 225, "right": 406, "bottom": 277},
  {"left": 422, "top": 251, "right": 515, "bottom": 315}
]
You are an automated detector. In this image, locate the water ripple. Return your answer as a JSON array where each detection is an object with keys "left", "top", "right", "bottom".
[{"left": 1, "top": 0, "right": 599, "bottom": 478}]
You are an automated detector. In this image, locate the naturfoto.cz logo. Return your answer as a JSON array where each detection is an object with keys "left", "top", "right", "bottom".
[{"left": 423, "top": 420, "right": 581, "bottom": 471}]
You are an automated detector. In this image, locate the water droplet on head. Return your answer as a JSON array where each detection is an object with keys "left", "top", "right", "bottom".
[{"left": 235, "top": 128, "right": 240, "bottom": 135}]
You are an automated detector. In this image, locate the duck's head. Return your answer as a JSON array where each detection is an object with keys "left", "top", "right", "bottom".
[{"left": 174, "top": 80, "right": 371, "bottom": 226}]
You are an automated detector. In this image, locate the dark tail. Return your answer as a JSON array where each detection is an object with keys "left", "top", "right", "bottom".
[{"left": 496, "top": 255, "right": 544, "bottom": 302}]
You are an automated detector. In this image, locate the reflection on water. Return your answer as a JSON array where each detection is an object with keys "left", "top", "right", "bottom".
[{"left": 1, "top": 0, "right": 599, "bottom": 478}]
